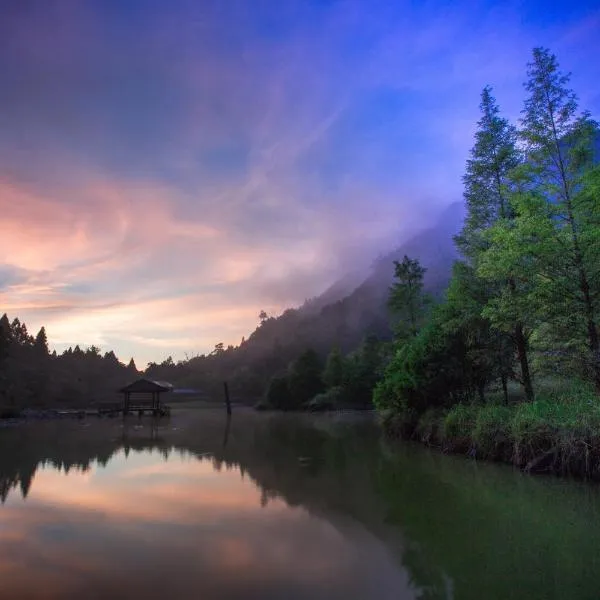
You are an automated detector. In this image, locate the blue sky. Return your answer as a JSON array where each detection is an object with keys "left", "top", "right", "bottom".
[{"left": 0, "top": 0, "right": 598, "bottom": 365}]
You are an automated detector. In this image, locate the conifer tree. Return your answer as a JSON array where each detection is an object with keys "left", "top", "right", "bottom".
[
  {"left": 34, "top": 327, "right": 49, "bottom": 356},
  {"left": 458, "top": 86, "right": 533, "bottom": 400},
  {"left": 518, "top": 48, "right": 600, "bottom": 389}
]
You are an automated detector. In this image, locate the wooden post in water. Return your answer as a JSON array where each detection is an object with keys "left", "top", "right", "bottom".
[{"left": 223, "top": 381, "right": 232, "bottom": 416}]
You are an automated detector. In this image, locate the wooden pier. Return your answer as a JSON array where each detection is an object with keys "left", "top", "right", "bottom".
[{"left": 54, "top": 403, "right": 171, "bottom": 418}]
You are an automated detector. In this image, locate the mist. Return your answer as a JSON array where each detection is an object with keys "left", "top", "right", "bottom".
[{"left": 0, "top": 0, "right": 598, "bottom": 365}]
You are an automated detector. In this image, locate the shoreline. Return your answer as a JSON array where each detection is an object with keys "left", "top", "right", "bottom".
[
  {"left": 5, "top": 403, "right": 599, "bottom": 482},
  {"left": 381, "top": 406, "right": 600, "bottom": 482}
]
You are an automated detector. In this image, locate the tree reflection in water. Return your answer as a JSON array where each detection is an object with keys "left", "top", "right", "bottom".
[{"left": 1, "top": 409, "right": 599, "bottom": 600}]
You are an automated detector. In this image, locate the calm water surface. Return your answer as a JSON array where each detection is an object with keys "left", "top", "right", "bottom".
[{"left": 1, "top": 408, "right": 599, "bottom": 599}]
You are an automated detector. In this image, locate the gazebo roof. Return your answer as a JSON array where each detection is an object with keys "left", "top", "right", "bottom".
[{"left": 120, "top": 378, "right": 173, "bottom": 393}]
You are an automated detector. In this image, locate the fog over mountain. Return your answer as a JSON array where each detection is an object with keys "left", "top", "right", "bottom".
[
  {"left": 237, "top": 201, "right": 464, "bottom": 365},
  {"left": 0, "top": 1, "right": 597, "bottom": 365}
]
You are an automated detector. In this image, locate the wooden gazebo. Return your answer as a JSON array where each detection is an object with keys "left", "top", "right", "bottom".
[{"left": 119, "top": 378, "right": 173, "bottom": 415}]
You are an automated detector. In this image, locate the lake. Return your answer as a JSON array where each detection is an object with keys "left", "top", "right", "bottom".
[{"left": 1, "top": 408, "right": 599, "bottom": 599}]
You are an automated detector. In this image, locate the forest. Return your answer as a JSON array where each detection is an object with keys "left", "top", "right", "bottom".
[
  {"left": 375, "top": 48, "right": 600, "bottom": 477},
  {"left": 1, "top": 47, "right": 599, "bottom": 478}
]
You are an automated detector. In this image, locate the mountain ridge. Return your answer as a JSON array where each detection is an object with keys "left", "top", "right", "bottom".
[{"left": 239, "top": 201, "right": 464, "bottom": 363}]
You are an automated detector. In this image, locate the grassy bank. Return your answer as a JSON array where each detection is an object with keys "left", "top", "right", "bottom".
[{"left": 381, "top": 381, "right": 600, "bottom": 480}]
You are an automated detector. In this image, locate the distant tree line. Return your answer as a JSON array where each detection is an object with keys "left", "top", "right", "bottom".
[
  {"left": 259, "top": 335, "right": 387, "bottom": 411},
  {"left": 0, "top": 314, "right": 137, "bottom": 415}
]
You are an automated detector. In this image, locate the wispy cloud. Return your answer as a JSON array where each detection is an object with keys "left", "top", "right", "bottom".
[{"left": 0, "top": 0, "right": 598, "bottom": 364}]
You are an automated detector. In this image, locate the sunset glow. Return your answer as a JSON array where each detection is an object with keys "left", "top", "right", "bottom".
[{"left": 1, "top": 0, "right": 598, "bottom": 365}]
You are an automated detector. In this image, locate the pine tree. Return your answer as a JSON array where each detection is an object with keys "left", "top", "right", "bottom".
[
  {"left": 457, "top": 86, "right": 520, "bottom": 256},
  {"left": 518, "top": 47, "right": 600, "bottom": 390},
  {"left": 458, "top": 86, "right": 534, "bottom": 400},
  {"left": 0, "top": 314, "right": 12, "bottom": 363},
  {"left": 34, "top": 327, "right": 49, "bottom": 356}
]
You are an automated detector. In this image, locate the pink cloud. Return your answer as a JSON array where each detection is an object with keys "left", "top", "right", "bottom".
[{"left": 1, "top": 1, "right": 597, "bottom": 364}]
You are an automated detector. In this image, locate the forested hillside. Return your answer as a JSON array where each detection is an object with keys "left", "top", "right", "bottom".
[
  {"left": 0, "top": 202, "right": 460, "bottom": 410},
  {"left": 374, "top": 48, "right": 600, "bottom": 478},
  {"left": 141, "top": 204, "right": 462, "bottom": 403}
]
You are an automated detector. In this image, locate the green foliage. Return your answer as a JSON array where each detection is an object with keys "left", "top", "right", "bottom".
[
  {"left": 286, "top": 349, "right": 324, "bottom": 409},
  {"left": 387, "top": 379, "right": 600, "bottom": 476},
  {"left": 379, "top": 47, "right": 600, "bottom": 427},
  {"left": 442, "top": 262, "right": 514, "bottom": 398},
  {"left": 323, "top": 346, "right": 345, "bottom": 388},
  {"left": 510, "top": 384, "right": 600, "bottom": 472},
  {"left": 341, "top": 335, "right": 386, "bottom": 407},
  {"left": 375, "top": 315, "right": 467, "bottom": 421},
  {"left": 389, "top": 255, "right": 431, "bottom": 339},
  {"left": 374, "top": 286, "right": 511, "bottom": 426},
  {"left": 456, "top": 85, "right": 519, "bottom": 259},
  {"left": 442, "top": 404, "right": 478, "bottom": 447},
  {"left": 456, "top": 84, "right": 534, "bottom": 400},
  {"left": 517, "top": 47, "right": 600, "bottom": 389},
  {"left": 471, "top": 405, "right": 512, "bottom": 459},
  {"left": 373, "top": 334, "right": 426, "bottom": 417}
]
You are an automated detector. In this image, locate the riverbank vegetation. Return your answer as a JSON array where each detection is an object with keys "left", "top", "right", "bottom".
[
  {"left": 375, "top": 47, "right": 600, "bottom": 478},
  {"left": 258, "top": 336, "right": 387, "bottom": 411}
]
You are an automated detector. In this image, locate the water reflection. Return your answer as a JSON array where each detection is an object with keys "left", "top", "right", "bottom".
[
  {"left": 1, "top": 409, "right": 600, "bottom": 599},
  {"left": 0, "top": 411, "right": 414, "bottom": 600}
]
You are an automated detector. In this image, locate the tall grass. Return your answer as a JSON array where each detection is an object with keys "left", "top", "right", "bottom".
[
  {"left": 472, "top": 405, "right": 512, "bottom": 460},
  {"left": 386, "top": 379, "right": 600, "bottom": 479},
  {"left": 442, "top": 404, "right": 478, "bottom": 452}
]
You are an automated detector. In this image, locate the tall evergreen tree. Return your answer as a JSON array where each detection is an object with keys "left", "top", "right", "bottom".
[
  {"left": 457, "top": 86, "right": 520, "bottom": 255},
  {"left": 0, "top": 314, "right": 12, "bottom": 364},
  {"left": 458, "top": 86, "right": 534, "bottom": 400},
  {"left": 34, "top": 327, "right": 49, "bottom": 356},
  {"left": 518, "top": 47, "right": 600, "bottom": 390}
]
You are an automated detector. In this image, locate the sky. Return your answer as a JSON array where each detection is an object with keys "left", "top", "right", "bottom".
[{"left": 0, "top": 0, "right": 599, "bottom": 366}]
